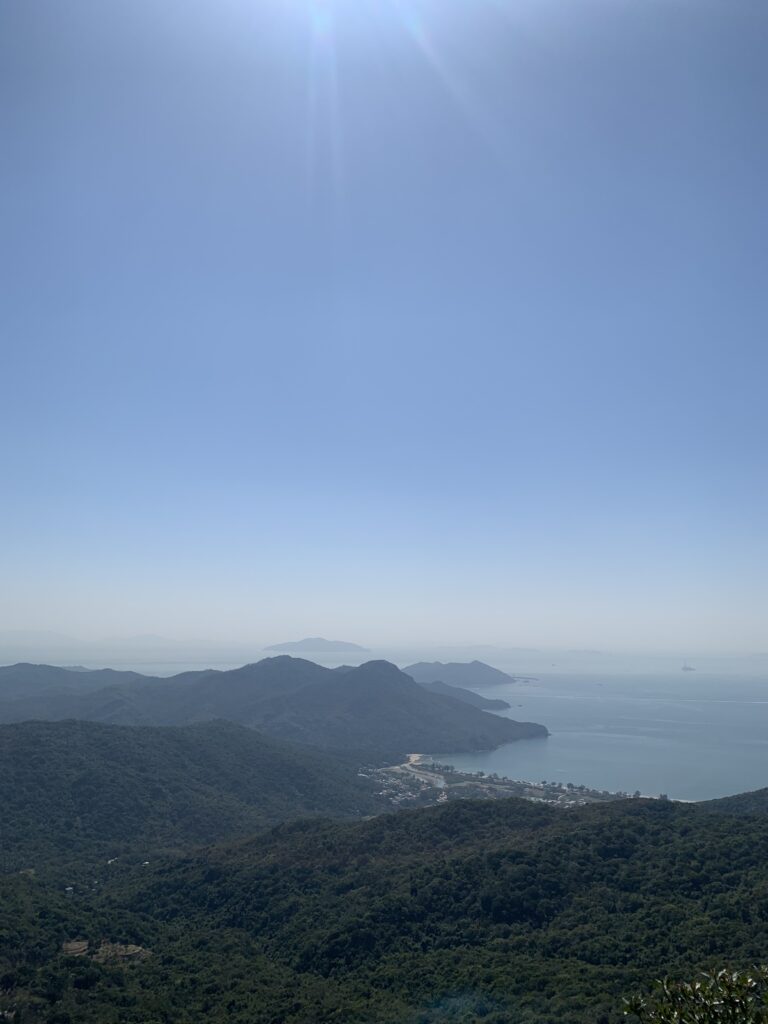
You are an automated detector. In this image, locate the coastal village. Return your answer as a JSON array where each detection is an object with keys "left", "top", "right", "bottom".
[{"left": 364, "top": 755, "right": 639, "bottom": 809}]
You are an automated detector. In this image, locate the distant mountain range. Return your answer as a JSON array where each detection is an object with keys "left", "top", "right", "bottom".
[
  {"left": 264, "top": 637, "right": 369, "bottom": 652},
  {"left": 0, "top": 658, "right": 546, "bottom": 759},
  {"left": 404, "top": 659, "right": 519, "bottom": 688},
  {"left": 0, "top": 629, "right": 86, "bottom": 652},
  {"left": 0, "top": 663, "right": 145, "bottom": 700},
  {"left": 0, "top": 630, "right": 185, "bottom": 653}
]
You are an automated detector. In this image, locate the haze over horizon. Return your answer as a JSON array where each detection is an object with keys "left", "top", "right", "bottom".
[
  {"left": 2, "top": 0, "right": 766, "bottom": 652},
  {"left": 0, "top": 630, "right": 766, "bottom": 671}
]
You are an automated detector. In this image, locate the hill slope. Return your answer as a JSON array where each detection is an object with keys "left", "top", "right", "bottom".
[
  {"left": 699, "top": 787, "right": 768, "bottom": 816},
  {"left": 237, "top": 660, "right": 544, "bottom": 754},
  {"left": 404, "top": 659, "right": 518, "bottom": 688},
  {"left": 418, "top": 679, "right": 511, "bottom": 709},
  {"left": 0, "top": 719, "right": 382, "bottom": 871}
]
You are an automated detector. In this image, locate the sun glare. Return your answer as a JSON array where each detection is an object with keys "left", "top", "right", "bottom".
[{"left": 301, "top": 0, "right": 511, "bottom": 204}]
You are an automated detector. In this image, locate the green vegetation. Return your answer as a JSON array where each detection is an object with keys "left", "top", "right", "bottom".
[
  {"left": 700, "top": 788, "right": 768, "bottom": 817},
  {"left": 4, "top": 796, "right": 768, "bottom": 1022},
  {"left": 0, "top": 719, "right": 383, "bottom": 872},
  {"left": 625, "top": 968, "right": 768, "bottom": 1024},
  {"left": 4, "top": 662, "right": 767, "bottom": 1023}
]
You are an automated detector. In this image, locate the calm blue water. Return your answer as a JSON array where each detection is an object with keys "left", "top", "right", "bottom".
[{"left": 430, "top": 673, "right": 768, "bottom": 802}]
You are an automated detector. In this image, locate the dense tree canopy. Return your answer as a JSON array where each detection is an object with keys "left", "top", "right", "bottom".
[{"left": 4, "top": 797, "right": 768, "bottom": 1023}]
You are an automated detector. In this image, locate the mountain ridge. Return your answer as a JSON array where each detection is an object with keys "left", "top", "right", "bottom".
[{"left": 0, "top": 658, "right": 547, "bottom": 758}]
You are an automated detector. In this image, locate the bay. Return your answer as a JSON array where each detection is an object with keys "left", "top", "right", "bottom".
[{"left": 429, "top": 672, "right": 768, "bottom": 802}]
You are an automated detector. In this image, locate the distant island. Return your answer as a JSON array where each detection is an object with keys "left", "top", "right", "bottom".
[{"left": 264, "top": 637, "right": 370, "bottom": 653}]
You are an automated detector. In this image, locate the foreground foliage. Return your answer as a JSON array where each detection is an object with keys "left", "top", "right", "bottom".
[{"left": 626, "top": 969, "right": 768, "bottom": 1024}]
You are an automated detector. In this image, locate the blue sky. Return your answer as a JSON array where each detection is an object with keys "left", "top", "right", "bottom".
[{"left": 1, "top": 0, "right": 767, "bottom": 650}]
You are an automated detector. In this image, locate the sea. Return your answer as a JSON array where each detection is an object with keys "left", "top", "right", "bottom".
[
  {"left": 427, "top": 672, "right": 768, "bottom": 802},
  {"left": 345, "top": 649, "right": 768, "bottom": 802}
]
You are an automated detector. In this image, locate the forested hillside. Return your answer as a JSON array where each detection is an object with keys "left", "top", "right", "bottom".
[
  {"left": 0, "top": 719, "right": 382, "bottom": 871},
  {"left": 4, "top": 796, "right": 768, "bottom": 1023},
  {"left": 699, "top": 787, "right": 768, "bottom": 816}
]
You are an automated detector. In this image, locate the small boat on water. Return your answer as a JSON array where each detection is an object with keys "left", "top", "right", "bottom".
[{"left": 682, "top": 662, "right": 696, "bottom": 672}]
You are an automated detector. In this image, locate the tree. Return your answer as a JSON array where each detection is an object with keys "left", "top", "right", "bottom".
[{"left": 625, "top": 968, "right": 768, "bottom": 1024}]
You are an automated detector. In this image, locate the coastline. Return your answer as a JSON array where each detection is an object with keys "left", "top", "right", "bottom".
[{"left": 379, "top": 756, "right": 638, "bottom": 809}]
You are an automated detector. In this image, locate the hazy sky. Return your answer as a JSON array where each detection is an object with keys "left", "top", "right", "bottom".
[{"left": 2, "top": 0, "right": 766, "bottom": 651}]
